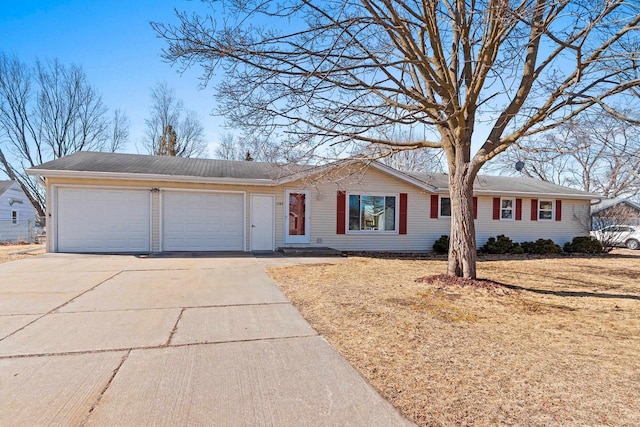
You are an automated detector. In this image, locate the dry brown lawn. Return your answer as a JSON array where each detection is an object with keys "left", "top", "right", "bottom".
[
  {"left": 268, "top": 253, "right": 640, "bottom": 426},
  {"left": 0, "top": 243, "right": 45, "bottom": 264}
]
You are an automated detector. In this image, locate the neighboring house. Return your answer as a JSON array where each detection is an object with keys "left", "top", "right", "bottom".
[
  {"left": 591, "top": 198, "right": 640, "bottom": 229},
  {"left": 0, "top": 180, "right": 37, "bottom": 243},
  {"left": 27, "top": 152, "right": 598, "bottom": 254}
]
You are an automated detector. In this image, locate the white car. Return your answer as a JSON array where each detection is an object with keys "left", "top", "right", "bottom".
[{"left": 591, "top": 225, "right": 640, "bottom": 250}]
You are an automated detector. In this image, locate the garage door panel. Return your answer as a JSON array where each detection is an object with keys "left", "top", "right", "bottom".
[
  {"left": 162, "top": 192, "right": 244, "bottom": 251},
  {"left": 57, "top": 188, "right": 150, "bottom": 253}
]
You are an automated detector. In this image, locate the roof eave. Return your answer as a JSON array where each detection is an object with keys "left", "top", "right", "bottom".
[
  {"left": 369, "top": 162, "right": 439, "bottom": 191},
  {"left": 26, "top": 169, "right": 277, "bottom": 186},
  {"left": 433, "top": 188, "right": 598, "bottom": 200},
  {"left": 592, "top": 199, "right": 640, "bottom": 214}
]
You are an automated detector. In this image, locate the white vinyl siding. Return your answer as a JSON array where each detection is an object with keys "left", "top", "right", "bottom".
[
  {"left": 474, "top": 196, "right": 589, "bottom": 246},
  {"left": 279, "top": 167, "right": 437, "bottom": 251},
  {"left": 44, "top": 170, "right": 592, "bottom": 253},
  {"left": 151, "top": 190, "right": 161, "bottom": 252},
  {"left": 0, "top": 182, "right": 37, "bottom": 243}
]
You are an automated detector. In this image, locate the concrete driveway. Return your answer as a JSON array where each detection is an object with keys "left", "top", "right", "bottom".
[{"left": 0, "top": 253, "right": 411, "bottom": 426}]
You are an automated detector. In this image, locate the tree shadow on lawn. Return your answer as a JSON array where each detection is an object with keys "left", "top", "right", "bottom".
[
  {"left": 345, "top": 252, "right": 640, "bottom": 261},
  {"left": 476, "top": 253, "right": 640, "bottom": 262},
  {"left": 495, "top": 281, "right": 640, "bottom": 301},
  {"left": 417, "top": 274, "right": 640, "bottom": 301}
]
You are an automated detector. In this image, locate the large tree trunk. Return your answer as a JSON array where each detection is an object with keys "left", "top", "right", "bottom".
[{"left": 447, "top": 164, "right": 478, "bottom": 279}]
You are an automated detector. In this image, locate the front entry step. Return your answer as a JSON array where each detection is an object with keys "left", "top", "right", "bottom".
[{"left": 277, "top": 247, "right": 343, "bottom": 257}]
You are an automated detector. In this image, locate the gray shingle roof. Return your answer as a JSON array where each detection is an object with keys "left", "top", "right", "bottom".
[
  {"left": 0, "top": 180, "right": 15, "bottom": 197},
  {"left": 28, "top": 152, "right": 599, "bottom": 198},
  {"left": 30, "top": 151, "right": 307, "bottom": 180},
  {"left": 406, "top": 172, "right": 597, "bottom": 197},
  {"left": 592, "top": 198, "right": 640, "bottom": 214}
]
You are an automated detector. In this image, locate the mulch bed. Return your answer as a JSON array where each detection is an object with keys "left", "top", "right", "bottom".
[{"left": 415, "top": 273, "right": 505, "bottom": 290}]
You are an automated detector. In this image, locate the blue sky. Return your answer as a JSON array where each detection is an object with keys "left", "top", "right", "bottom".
[{"left": 1, "top": 0, "right": 225, "bottom": 156}]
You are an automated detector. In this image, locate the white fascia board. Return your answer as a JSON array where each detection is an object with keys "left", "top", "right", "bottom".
[
  {"left": 433, "top": 188, "right": 599, "bottom": 200},
  {"left": 26, "top": 169, "right": 277, "bottom": 186},
  {"left": 369, "top": 162, "right": 439, "bottom": 191}
]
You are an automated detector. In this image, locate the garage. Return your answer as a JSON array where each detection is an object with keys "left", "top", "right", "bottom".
[
  {"left": 56, "top": 187, "right": 151, "bottom": 252},
  {"left": 162, "top": 191, "right": 244, "bottom": 251}
]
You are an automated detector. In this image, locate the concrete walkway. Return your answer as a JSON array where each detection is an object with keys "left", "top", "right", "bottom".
[{"left": 0, "top": 253, "right": 412, "bottom": 426}]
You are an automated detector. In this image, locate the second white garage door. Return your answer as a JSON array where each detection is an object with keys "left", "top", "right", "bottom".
[{"left": 162, "top": 191, "right": 244, "bottom": 251}]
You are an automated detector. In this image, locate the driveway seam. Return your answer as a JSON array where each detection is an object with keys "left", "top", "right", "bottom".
[
  {"left": 166, "top": 308, "right": 185, "bottom": 346},
  {"left": 57, "top": 301, "right": 291, "bottom": 314},
  {"left": 0, "top": 270, "right": 124, "bottom": 342},
  {"left": 0, "top": 334, "right": 320, "bottom": 360},
  {"left": 122, "top": 266, "right": 260, "bottom": 272},
  {"left": 79, "top": 349, "right": 131, "bottom": 427}
]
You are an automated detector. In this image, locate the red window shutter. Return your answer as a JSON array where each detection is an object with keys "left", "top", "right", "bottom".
[
  {"left": 473, "top": 197, "right": 478, "bottom": 219},
  {"left": 515, "top": 198, "right": 522, "bottom": 221},
  {"left": 555, "top": 200, "right": 562, "bottom": 221},
  {"left": 336, "top": 191, "right": 346, "bottom": 234},
  {"left": 399, "top": 193, "right": 408, "bottom": 235},
  {"left": 531, "top": 199, "right": 538, "bottom": 221},
  {"left": 492, "top": 198, "right": 500, "bottom": 220},
  {"left": 430, "top": 195, "right": 438, "bottom": 219}
]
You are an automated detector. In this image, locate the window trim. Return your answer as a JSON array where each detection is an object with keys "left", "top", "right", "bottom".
[
  {"left": 284, "top": 189, "right": 310, "bottom": 243},
  {"left": 500, "top": 197, "right": 515, "bottom": 221},
  {"left": 538, "top": 199, "right": 555, "bottom": 222},
  {"left": 11, "top": 210, "right": 18, "bottom": 225},
  {"left": 346, "top": 192, "right": 399, "bottom": 234},
  {"left": 439, "top": 196, "right": 451, "bottom": 218}
]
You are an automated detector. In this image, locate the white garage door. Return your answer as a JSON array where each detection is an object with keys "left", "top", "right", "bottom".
[
  {"left": 162, "top": 191, "right": 244, "bottom": 251},
  {"left": 57, "top": 188, "right": 151, "bottom": 252}
]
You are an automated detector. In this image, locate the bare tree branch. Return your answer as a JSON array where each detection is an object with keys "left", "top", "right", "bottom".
[
  {"left": 489, "top": 113, "right": 640, "bottom": 199},
  {"left": 143, "top": 81, "right": 208, "bottom": 158},
  {"left": 0, "top": 53, "right": 130, "bottom": 219},
  {"left": 153, "top": 0, "right": 640, "bottom": 278}
]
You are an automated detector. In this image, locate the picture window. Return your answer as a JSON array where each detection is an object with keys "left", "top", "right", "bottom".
[{"left": 348, "top": 195, "right": 396, "bottom": 232}]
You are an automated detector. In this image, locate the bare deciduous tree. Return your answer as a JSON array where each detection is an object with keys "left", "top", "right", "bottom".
[
  {"left": 110, "top": 109, "right": 130, "bottom": 154},
  {"left": 490, "top": 113, "right": 640, "bottom": 199},
  {"left": 0, "top": 53, "right": 129, "bottom": 219},
  {"left": 372, "top": 148, "right": 444, "bottom": 173},
  {"left": 143, "top": 82, "right": 208, "bottom": 158},
  {"left": 591, "top": 203, "right": 640, "bottom": 251},
  {"left": 153, "top": 0, "right": 640, "bottom": 278},
  {"left": 214, "top": 133, "right": 287, "bottom": 162}
]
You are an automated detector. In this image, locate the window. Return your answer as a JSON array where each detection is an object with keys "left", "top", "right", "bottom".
[
  {"left": 440, "top": 197, "right": 451, "bottom": 217},
  {"left": 538, "top": 200, "right": 553, "bottom": 221},
  {"left": 348, "top": 195, "right": 396, "bottom": 232},
  {"left": 501, "top": 198, "right": 514, "bottom": 220},
  {"left": 11, "top": 210, "right": 17, "bottom": 225},
  {"left": 604, "top": 225, "right": 633, "bottom": 233}
]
